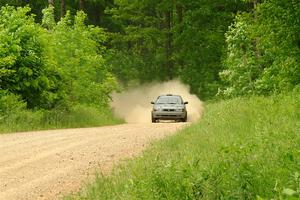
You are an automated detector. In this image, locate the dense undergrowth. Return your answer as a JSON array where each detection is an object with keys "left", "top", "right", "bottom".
[
  {"left": 0, "top": 97, "right": 123, "bottom": 133},
  {"left": 69, "top": 90, "right": 300, "bottom": 200},
  {"left": 0, "top": 90, "right": 122, "bottom": 134}
]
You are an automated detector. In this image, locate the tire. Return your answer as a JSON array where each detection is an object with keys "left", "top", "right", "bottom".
[
  {"left": 182, "top": 115, "right": 187, "bottom": 122},
  {"left": 152, "top": 116, "right": 157, "bottom": 123}
]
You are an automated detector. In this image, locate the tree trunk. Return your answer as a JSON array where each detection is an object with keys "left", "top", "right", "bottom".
[
  {"left": 165, "top": 9, "right": 174, "bottom": 80},
  {"left": 176, "top": 3, "right": 184, "bottom": 70},
  {"left": 176, "top": 4, "right": 183, "bottom": 33},
  {"left": 79, "top": 0, "right": 85, "bottom": 11},
  {"left": 60, "top": 0, "right": 66, "bottom": 18},
  {"left": 93, "top": 3, "right": 102, "bottom": 25},
  {"left": 48, "top": 0, "right": 54, "bottom": 6}
]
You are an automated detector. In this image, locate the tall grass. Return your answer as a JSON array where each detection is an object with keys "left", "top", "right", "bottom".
[
  {"left": 69, "top": 91, "right": 300, "bottom": 199},
  {"left": 0, "top": 104, "right": 123, "bottom": 134}
]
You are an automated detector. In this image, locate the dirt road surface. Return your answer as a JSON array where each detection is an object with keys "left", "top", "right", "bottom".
[{"left": 0, "top": 123, "right": 187, "bottom": 200}]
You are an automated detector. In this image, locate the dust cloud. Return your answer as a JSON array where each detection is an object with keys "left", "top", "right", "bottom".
[{"left": 110, "top": 80, "right": 204, "bottom": 123}]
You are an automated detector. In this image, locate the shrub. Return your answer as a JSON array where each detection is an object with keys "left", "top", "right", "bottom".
[{"left": 220, "top": 1, "right": 300, "bottom": 97}]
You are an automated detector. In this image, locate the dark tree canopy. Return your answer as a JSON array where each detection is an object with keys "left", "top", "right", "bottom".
[{"left": 0, "top": 0, "right": 299, "bottom": 105}]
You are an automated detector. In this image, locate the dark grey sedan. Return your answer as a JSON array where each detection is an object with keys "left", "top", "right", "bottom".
[{"left": 151, "top": 94, "right": 188, "bottom": 123}]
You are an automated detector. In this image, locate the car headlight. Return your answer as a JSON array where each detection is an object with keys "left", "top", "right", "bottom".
[
  {"left": 153, "top": 108, "right": 161, "bottom": 111},
  {"left": 176, "top": 108, "right": 184, "bottom": 112}
]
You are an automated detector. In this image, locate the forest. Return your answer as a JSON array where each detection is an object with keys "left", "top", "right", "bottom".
[
  {"left": 0, "top": 0, "right": 299, "bottom": 131},
  {"left": 1, "top": 1, "right": 299, "bottom": 199}
]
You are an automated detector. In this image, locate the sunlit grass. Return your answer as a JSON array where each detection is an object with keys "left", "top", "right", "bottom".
[
  {"left": 69, "top": 91, "right": 300, "bottom": 199},
  {"left": 0, "top": 104, "right": 124, "bottom": 133}
]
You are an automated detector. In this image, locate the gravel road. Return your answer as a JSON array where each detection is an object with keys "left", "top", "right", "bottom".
[{"left": 0, "top": 123, "right": 186, "bottom": 200}]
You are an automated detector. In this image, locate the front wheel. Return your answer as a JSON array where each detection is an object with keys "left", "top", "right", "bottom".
[
  {"left": 152, "top": 116, "right": 157, "bottom": 123},
  {"left": 182, "top": 115, "right": 187, "bottom": 122}
]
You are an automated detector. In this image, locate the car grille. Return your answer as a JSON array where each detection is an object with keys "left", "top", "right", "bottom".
[{"left": 163, "top": 109, "right": 175, "bottom": 112}]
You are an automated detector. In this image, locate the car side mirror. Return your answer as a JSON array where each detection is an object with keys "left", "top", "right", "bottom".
[
  {"left": 151, "top": 101, "right": 155, "bottom": 104},
  {"left": 184, "top": 102, "right": 188, "bottom": 105}
]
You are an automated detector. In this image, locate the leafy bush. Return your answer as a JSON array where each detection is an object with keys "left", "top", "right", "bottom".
[
  {"left": 220, "top": 0, "right": 300, "bottom": 97},
  {"left": 0, "top": 91, "right": 26, "bottom": 116},
  {"left": 0, "top": 103, "right": 123, "bottom": 133},
  {"left": 0, "top": 91, "right": 44, "bottom": 132},
  {"left": 40, "top": 104, "right": 123, "bottom": 129},
  {"left": 43, "top": 7, "right": 118, "bottom": 108},
  {"left": 0, "top": 5, "right": 118, "bottom": 109},
  {"left": 0, "top": 5, "right": 121, "bottom": 133},
  {"left": 0, "top": 6, "right": 60, "bottom": 108}
]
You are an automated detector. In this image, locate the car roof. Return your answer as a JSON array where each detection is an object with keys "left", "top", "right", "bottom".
[
  {"left": 157, "top": 95, "right": 183, "bottom": 100},
  {"left": 158, "top": 94, "right": 181, "bottom": 98}
]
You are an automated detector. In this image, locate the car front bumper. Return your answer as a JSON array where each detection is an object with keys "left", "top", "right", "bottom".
[{"left": 152, "top": 111, "right": 186, "bottom": 119}]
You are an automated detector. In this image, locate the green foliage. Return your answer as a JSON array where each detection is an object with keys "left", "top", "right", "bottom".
[
  {"left": 0, "top": 103, "right": 123, "bottom": 133},
  {"left": 0, "top": 6, "right": 60, "bottom": 108},
  {"left": 43, "top": 7, "right": 118, "bottom": 107},
  {"left": 0, "top": 0, "right": 118, "bottom": 29},
  {"left": 0, "top": 5, "right": 117, "bottom": 108},
  {"left": 107, "top": 0, "right": 248, "bottom": 99},
  {"left": 42, "top": 5, "right": 56, "bottom": 30},
  {"left": 2, "top": 0, "right": 298, "bottom": 100},
  {"left": 69, "top": 92, "right": 300, "bottom": 199},
  {"left": 0, "top": 91, "right": 42, "bottom": 132},
  {"left": 1, "top": 1, "right": 300, "bottom": 133},
  {"left": 220, "top": 0, "right": 300, "bottom": 97},
  {"left": 176, "top": 0, "right": 248, "bottom": 99},
  {"left": 0, "top": 5, "right": 121, "bottom": 132},
  {"left": 107, "top": 0, "right": 169, "bottom": 83},
  {"left": 37, "top": 103, "right": 123, "bottom": 131},
  {"left": 106, "top": 50, "right": 140, "bottom": 86},
  {"left": 0, "top": 91, "right": 26, "bottom": 116}
]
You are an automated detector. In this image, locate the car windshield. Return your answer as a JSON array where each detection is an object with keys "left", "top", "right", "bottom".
[{"left": 156, "top": 96, "right": 182, "bottom": 104}]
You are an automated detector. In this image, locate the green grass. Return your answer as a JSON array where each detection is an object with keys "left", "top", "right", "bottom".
[
  {"left": 0, "top": 104, "right": 124, "bottom": 133},
  {"left": 68, "top": 91, "right": 300, "bottom": 200}
]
